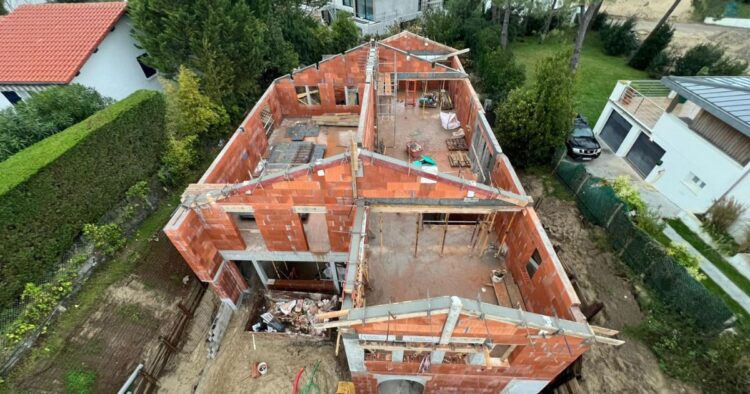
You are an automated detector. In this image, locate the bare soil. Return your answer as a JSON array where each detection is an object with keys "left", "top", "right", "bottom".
[
  {"left": 603, "top": 0, "right": 696, "bottom": 23},
  {"left": 521, "top": 173, "right": 699, "bottom": 394},
  {"left": 11, "top": 234, "right": 193, "bottom": 393},
  {"left": 604, "top": 0, "right": 750, "bottom": 66},
  {"left": 158, "top": 288, "right": 347, "bottom": 393}
]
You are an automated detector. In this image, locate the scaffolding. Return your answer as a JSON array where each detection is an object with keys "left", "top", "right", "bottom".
[{"left": 374, "top": 44, "right": 398, "bottom": 150}]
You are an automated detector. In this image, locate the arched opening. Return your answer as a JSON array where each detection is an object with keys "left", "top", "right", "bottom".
[{"left": 377, "top": 379, "right": 425, "bottom": 394}]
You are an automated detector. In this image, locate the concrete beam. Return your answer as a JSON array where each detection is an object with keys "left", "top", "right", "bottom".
[
  {"left": 432, "top": 296, "right": 462, "bottom": 364},
  {"left": 365, "top": 198, "right": 523, "bottom": 213},
  {"left": 314, "top": 296, "right": 624, "bottom": 346},
  {"left": 344, "top": 203, "right": 367, "bottom": 294},
  {"left": 342, "top": 335, "right": 365, "bottom": 373},
  {"left": 219, "top": 250, "right": 348, "bottom": 262}
]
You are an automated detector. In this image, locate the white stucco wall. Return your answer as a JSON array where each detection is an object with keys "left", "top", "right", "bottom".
[
  {"left": 646, "top": 114, "right": 746, "bottom": 215},
  {"left": 71, "top": 15, "right": 162, "bottom": 101},
  {"left": 726, "top": 170, "right": 750, "bottom": 239},
  {"left": 332, "top": 0, "right": 440, "bottom": 35},
  {"left": 0, "top": 94, "right": 13, "bottom": 110}
]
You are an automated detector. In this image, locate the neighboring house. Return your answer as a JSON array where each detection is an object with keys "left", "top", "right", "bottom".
[
  {"left": 593, "top": 76, "right": 750, "bottom": 238},
  {"left": 165, "top": 31, "right": 621, "bottom": 393},
  {"left": 328, "top": 0, "right": 442, "bottom": 35},
  {"left": 3, "top": 0, "right": 45, "bottom": 12},
  {"left": 0, "top": 2, "right": 161, "bottom": 110}
]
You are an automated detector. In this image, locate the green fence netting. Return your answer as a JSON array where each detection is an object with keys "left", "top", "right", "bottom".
[{"left": 555, "top": 161, "right": 733, "bottom": 330}]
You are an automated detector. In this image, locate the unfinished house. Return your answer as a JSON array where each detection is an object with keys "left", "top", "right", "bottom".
[{"left": 165, "top": 31, "right": 621, "bottom": 393}]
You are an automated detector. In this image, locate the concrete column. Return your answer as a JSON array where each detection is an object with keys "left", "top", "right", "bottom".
[
  {"left": 251, "top": 260, "right": 268, "bottom": 288},
  {"left": 392, "top": 350, "right": 404, "bottom": 363},
  {"left": 431, "top": 296, "right": 462, "bottom": 364},
  {"left": 329, "top": 261, "right": 341, "bottom": 295},
  {"left": 468, "top": 352, "right": 485, "bottom": 366},
  {"left": 343, "top": 335, "right": 365, "bottom": 373}
]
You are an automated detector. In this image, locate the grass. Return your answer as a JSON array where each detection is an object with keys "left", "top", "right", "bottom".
[
  {"left": 511, "top": 32, "right": 649, "bottom": 123},
  {"left": 64, "top": 369, "right": 96, "bottom": 394},
  {"left": 2, "top": 193, "right": 181, "bottom": 390},
  {"left": 667, "top": 218, "right": 750, "bottom": 296}
]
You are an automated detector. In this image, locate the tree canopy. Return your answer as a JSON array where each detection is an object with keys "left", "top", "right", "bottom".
[
  {"left": 494, "top": 51, "right": 575, "bottom": 167},
  {"left": 129, "top": 0, "right": 358, "bottom": 122}
]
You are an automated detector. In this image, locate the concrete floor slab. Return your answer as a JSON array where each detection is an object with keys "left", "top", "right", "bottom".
[{"left": 365, "top": 212, "right": 516, "bottom": 306}]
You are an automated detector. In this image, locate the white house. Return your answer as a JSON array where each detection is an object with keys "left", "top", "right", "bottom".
[
  {"left": 593, "top": 76, "right": 750, "bottom": 238},
  {"left": 0, "top": 2, "right": 161, "bottom": 110},
  {"left": 327, "top": 0, "right": 443, "bottom": 35}
]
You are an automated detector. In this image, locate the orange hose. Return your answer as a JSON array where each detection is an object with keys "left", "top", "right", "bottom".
[{"left": 292, "top": 367, "right": 305, "bottom": 394}]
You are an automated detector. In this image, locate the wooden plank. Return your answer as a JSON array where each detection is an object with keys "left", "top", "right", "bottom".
[
  {"left": 316, "top": 309, "right": 350, "bottom": 320},
  {"left": 492, "top": 279, "right": 513, "bottom": 308}
]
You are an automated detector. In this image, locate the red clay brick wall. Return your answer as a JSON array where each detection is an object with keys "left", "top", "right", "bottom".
[
  {"left": 351, "top": 313, "right": 588, "bottom": 392},
  {"left": 201, "top": 85, "right": 279, "bottom": 183},
  {"left": 165, "top": 209, "right": 249, "bottom": 304},
  {"left": 448, "top": 57, "right": 482, "bottom": 144},
  {"left": 491, "top": 154, "right": 525, "bottom": 195},
  {"left": 494, "top": 208, "right": 578, "bottom": 320},
  {"left": 216, "top": 156, "right": 497, "bottom": 251},
  {"left": 274, "top": 48, "right": 369, "bottom": 118},
  {"left": 382, "top": 33, "right": 454, "bottom": 53}
]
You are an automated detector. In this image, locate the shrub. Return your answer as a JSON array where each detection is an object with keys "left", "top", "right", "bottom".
[
  {"left": 0, "top": 84, "right": 112, "bottom": 162},
  {"left": 629, "top": 22, "right": 674, "bottom": 70},
  {"left": 667, "top": 244, "right": 706, "bottom": 280},
  {"left": 83, "top": 223, "right": 126, "bottom": 257},
  {"left": 646, "top": 50, "right": 675, "bottom": 79},
  {"left": 126, "top": 180, "right": 150, "bottom": 203},
  {"left": 706, "top": 197, "right": 746, "bottom": 233},
  {"left": 159, "top": 67, "right": 227, "bottom": 186},
  {"left": 674, "top": 43, "right": 748, "bottom": 76},
  {"left": 611, "top": 176, "right": 645, "bottom": 212},
  {"left": 478, "top": 48, "right": 526, "bottom": 105},
  {"left": 740, "top": 227, "right": 750, "bottom": 254},
  {"left": 590, "top": 10, "right": 608, "bottom": 32},
  {"left": 600, "top": 16, "right": 639, "bottom": 57},
  {"left": 0, "top": 90, "right": 165, "bottom": 311},
  {"left": 635, "top": 208, "right": 666, "bottom": 240}
]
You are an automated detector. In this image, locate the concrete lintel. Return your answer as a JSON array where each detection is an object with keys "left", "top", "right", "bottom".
[
  {"left": 395, "top": 72, "right": 468, "bottom": 80},
  {"left": 219, "top": 250, "right": 348, "bottom": 262},
  {"left": 392, "top": 349, "right": 404, "bottom": 363},
  {"left": 365, "top": 198, "right": 523, "bottom": 212},
  {"left": 337, "top": 296, "right": 602, "bottom": 341},
  {"left": 344, "top": 203, "right": 367, "bottom": 293}
]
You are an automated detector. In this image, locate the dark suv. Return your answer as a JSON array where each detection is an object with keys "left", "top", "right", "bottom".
[{"left": 566, "top": 114, "right": 601, "bottom": 161}]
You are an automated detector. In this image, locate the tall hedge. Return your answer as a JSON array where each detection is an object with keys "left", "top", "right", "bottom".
[{"left": 0, "top": 90, "right": 165, "bottom": 310}]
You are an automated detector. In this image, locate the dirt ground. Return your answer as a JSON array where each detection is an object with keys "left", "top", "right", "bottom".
[
  {"left": 11, "top": 235, "right": 193, "bottom": 393},
  {"left": 604, "top": 0, "right": 750, "bottom": 65},
  {"left": 603, "top": 0, "right": 696, "bottom": 23},
  {"left": 158, "top": 289, "right": 347, "bottom": 393},
  {"left": 521, "top": 173, "right": 699, "bottom": 394}
]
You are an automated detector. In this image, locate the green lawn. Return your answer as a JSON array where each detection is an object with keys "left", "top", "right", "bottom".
[
  {"left": 667, "top": 218, "right": 750, "bottom": 296},
  {"left": 511, "top": 32, "right": 649, "bottom": 123}
]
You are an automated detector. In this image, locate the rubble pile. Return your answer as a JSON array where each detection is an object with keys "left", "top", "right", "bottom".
[{"left": 251, "top": 294, "right": 338, "bottom": 336}]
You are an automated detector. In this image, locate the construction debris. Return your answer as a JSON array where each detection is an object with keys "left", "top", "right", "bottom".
[
  {"left": 311, "top": 113, "right": 360, "bottom": 127},
  {"left": 250, "top": 292, "right": 338, "bottom": 336}
]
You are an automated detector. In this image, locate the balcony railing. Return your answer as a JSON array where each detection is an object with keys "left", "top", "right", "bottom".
[{"left": 616, "top": 81, "right": 672, "bottom": 130}]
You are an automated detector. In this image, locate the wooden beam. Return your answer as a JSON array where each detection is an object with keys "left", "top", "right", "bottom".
[{"left": 316, "top": 309, "right": 350, "bottom": 321}]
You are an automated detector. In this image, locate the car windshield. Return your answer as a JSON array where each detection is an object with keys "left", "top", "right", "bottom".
[{"left": 571, "top": 126, "right": 594, "bottom": 138}]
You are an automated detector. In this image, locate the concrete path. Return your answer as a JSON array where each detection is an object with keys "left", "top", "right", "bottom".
[{"left": 664, "top": 225, "right": 750, "bottom": 314}]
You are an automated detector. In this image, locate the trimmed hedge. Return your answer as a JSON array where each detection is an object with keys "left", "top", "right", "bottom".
[{"left": 0, "top": 90, "right": 165, "bottom": 310}]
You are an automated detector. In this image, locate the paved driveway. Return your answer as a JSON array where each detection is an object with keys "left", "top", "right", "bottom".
[{"left": 571, "top": 148, "right": 683, "bottom": 218}]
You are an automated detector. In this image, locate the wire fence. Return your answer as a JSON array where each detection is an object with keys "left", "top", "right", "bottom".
[{"left": 556, "top": 160, "right": 734, "bottom": 331}]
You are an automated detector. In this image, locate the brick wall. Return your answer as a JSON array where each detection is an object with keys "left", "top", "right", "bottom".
[
  {"left": 382, "top": 32, "right": 455, "bottom": 53},
  {"left": 274, "top": 47, "right": 369, "bottom": 118},
  {"left": 350, "top": 312, "right": 588, "bottom": 392}
]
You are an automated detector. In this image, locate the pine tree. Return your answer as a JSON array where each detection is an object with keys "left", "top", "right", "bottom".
[
  {"left": 629, "top": 22, "right": 674, "bottom": 70},
  {"left": 329, "top": 12, "right": 360, "bottom": 54}
]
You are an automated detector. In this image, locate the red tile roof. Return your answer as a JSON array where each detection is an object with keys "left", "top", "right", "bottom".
[{"left": 0, "top": 2, "right": 127, "bottom": 84}]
